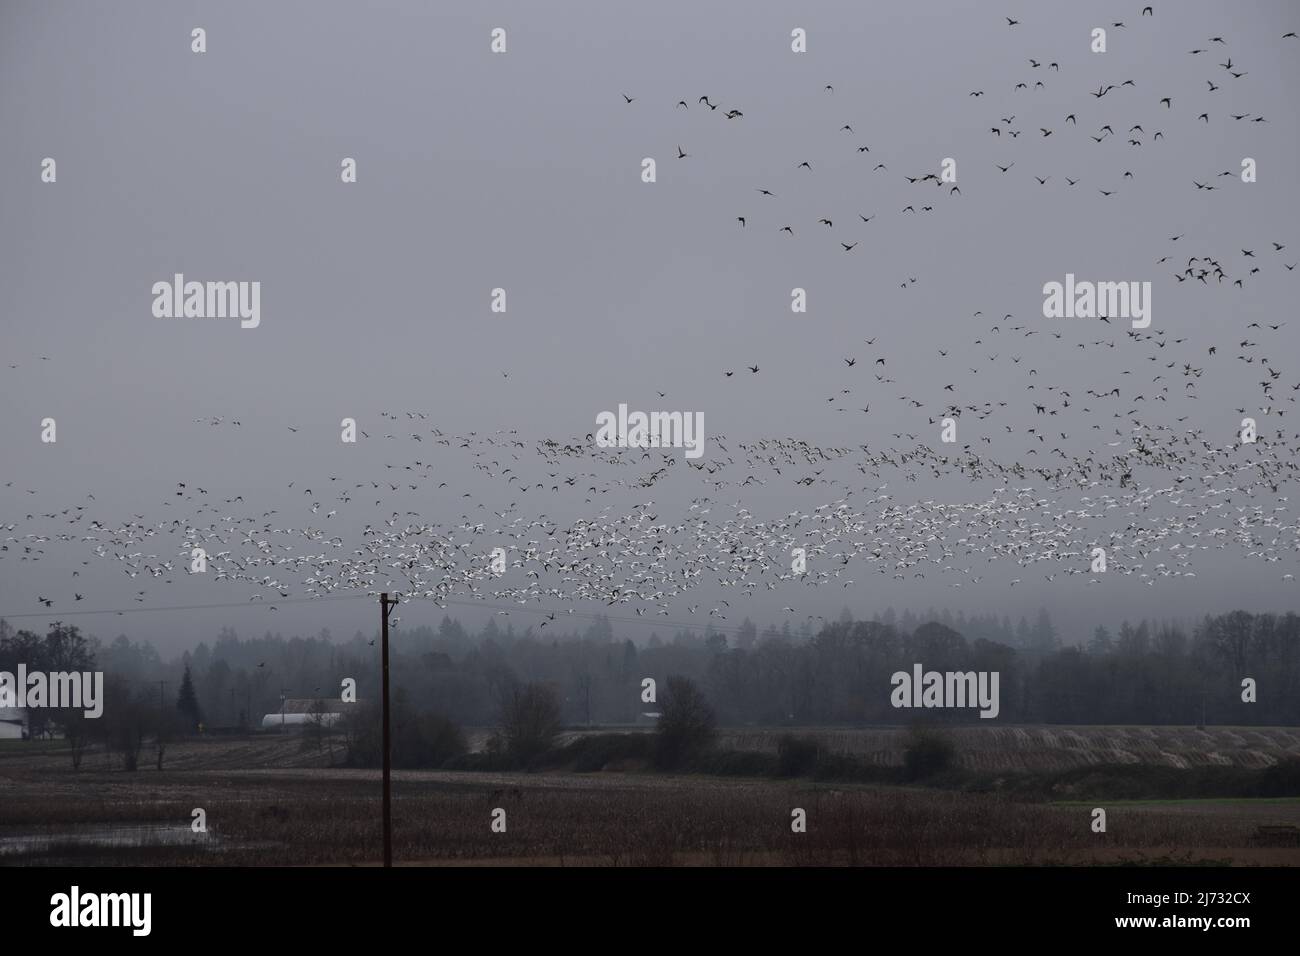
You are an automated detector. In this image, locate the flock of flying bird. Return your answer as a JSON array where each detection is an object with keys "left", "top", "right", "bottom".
[
  {"left": 644, "top": 7, "right": 1294, "bottom": 270},
  {"left": 5, "top": 400, "right": 1299, "bottom": 628},
  {"left": 4, "top": 6, "right": 1298, "bottom": 632}
]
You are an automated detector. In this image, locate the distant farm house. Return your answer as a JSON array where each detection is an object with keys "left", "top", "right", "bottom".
[
  {"left": 260, "top": 698, "right": 356, "bottom": 732},
  {"left": 0, "top": 706, "right": 28, "bottom": 740}
]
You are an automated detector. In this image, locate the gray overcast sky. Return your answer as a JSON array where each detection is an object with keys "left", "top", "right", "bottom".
[{"left": 2, "top": 1, "right": 1298, "bottom": 652}]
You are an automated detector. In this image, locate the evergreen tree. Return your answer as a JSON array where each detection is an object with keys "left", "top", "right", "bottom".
[
  {"left": 176, "top": 664, "right": 202, "bottom": 732},
  {"left": 1089, "top": 624, "right": 1114, "bottom": 655},
  {"left": 1031, "top": 608, "right": 1058, "bottom": 652},
  {"left": 1014, "top": 616, "right": 1032, "bottom": 648}
]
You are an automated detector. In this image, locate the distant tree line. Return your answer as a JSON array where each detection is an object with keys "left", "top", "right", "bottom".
[{"left": 3, "top": 608, "right": 1298, "bottom": 740}]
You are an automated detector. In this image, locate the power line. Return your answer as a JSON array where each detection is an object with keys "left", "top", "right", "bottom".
[
  {"left": 1, "top": 589, "right": 785, "bottom": 637},
  {"left": 0, "top": 592, "right": 372, "bottom": 620},
  {"left": 422, "top": 594, "right": 760, "bottom": 636}
]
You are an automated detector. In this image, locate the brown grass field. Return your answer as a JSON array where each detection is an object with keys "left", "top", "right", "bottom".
[{"left": 2, "top": 728, "right": 1299, "bottom": 866}]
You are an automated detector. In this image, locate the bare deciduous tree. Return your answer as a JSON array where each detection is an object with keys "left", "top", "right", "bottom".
[
  {"left": 655, "top": 675, "right": 716, "bottom": 769},
  {"left": 498, "top": 681, "right": 562, "bottom": 768}
]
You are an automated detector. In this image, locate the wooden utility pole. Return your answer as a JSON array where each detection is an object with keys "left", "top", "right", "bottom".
[
  {"left": 156, "top": 680, "right": 168, "bottom": 771},
  {"left": 380, "top": 592, "right": 397, "bottom": 867}
]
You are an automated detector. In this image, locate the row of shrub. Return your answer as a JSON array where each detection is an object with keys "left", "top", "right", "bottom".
[
  {"left": 337, "top": 675, "right": 721, "bottom": 772},
  {"left": 330, "top": 677, "right": 1300, "bottom": 801}
]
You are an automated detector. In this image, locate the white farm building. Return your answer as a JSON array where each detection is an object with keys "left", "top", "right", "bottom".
[
  {"left": 260, "top": 698, "right": 355, "bottom": 731},
  {"left": 0, "top": 706, "right": 28, "bottom": 739}
]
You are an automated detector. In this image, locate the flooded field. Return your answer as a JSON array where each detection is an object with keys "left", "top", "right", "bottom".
[{"left": 0, "top": 825, "right": 219, "bottom": 864}]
